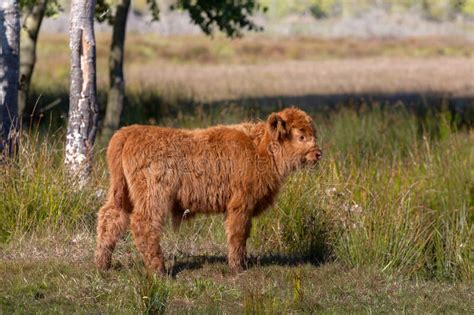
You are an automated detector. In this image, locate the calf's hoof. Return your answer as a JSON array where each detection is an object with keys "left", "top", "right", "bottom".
[
  {"left": 229, "top": 257, "right": 247, "bottom": 273},
  {"left": 95, "top": 253, "right": 112, "bottom": 270}
]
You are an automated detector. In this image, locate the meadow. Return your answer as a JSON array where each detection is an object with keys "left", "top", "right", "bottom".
[
  {"left": 29, "top": 34, "right": 474, "bottom": 122},
  {"left": 0, "top": 35, "right": 473, "bottom": 313}
]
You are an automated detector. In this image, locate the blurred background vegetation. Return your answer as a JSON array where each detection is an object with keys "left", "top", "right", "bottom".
[
  {"left": 260, "top": 0, "right": 474, "bottom": 19},
  {"left": 130, "top": 0, "right": 474, "bottom": 19}
]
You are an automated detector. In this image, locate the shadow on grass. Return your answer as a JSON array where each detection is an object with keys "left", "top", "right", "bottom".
[
  {"left": 26, "top": 88, "right": 474, "bottom": 132},
  {"left": 169, "top": 253, "right": 324, "bottom": 277}
]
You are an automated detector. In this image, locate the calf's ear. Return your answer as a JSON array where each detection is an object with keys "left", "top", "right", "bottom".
[{"left": 267, "top": 113, "right": 288, "bottom": 141}]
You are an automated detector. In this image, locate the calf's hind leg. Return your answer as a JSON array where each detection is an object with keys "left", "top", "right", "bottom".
[
  {"left": 130, "top": 192, "right": 170, "bottom": 274},
  {"left": 95, "top": 199, "right": 130, "bottom": 270}
]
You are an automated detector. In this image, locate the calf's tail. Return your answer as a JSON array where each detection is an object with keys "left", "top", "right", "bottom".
[{"left": 106, "top": 130, "right": 131, "bottom": 212}]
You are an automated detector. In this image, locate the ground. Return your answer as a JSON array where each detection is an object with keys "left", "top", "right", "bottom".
[{"left": 1, "top": 232, "right": 473, "bottom": 314}]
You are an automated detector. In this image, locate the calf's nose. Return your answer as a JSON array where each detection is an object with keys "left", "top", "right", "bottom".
[{"left": 315, "top": 148, "right": 322, "bottom": 159}]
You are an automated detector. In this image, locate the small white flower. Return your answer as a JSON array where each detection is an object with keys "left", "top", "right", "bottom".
[
  {"left": 71, "top": 232, "right": 86, "bottom": 244},
  {"left": 95, "top": 188, "right": 106, "bottom": 199},
  {"left": 350, "top": 204, "right": 363, "bottom": 214},
  {"left": 326, "top": 187, "right": 337, "bottom": 197}
]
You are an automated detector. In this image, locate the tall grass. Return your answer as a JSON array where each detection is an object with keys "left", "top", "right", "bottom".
[
  {"left": 0, "top": 129, "right": 106, "bottom": 242},
  {"left": 254, "top": 107, "right": 473, "bottom": 280},
  {"left": 1, "top": 107, "right": 472, "bottom": 281}
]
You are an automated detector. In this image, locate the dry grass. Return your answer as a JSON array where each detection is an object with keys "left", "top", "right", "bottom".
[
  {"left": 125, "top": 56, "right": 474, "bottom": 103},
  {"left": 122, "top": 35, "right": 474, "bottom": 63},
  {"left": 34, "top": 35, "right": 474, "bottom": 97},
  {"left": 37, "top": 34, "right": 474, "bottom": 65}
]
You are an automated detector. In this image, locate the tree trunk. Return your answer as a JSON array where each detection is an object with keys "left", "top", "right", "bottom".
[
  {"left": 0, "top": 0, "right": 20, "bottom": 159},
  {"left": 18, "top": 0, "right": 48, "bottom": 118},
  {"left": 65, "top": 0, "right": 98, "bottom": 187},
  {"left": 101, "top": 0, "right": 130, "bottom": 144}
]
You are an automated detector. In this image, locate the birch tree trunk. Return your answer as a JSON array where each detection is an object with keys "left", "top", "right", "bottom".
[
  {"left": 101, "top": 0, "right": 130, "bottom": 144},
  {"left": 0, "top": 0, "right": 20, "bottom": 159},
  {"left": 65, "top": 0, "right": 98, "bottom": 186},
  {"left": 18, "top": 0, "right": 48, "bottom": 118}
]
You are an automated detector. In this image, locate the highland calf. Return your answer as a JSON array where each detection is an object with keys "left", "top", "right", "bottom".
[{"left": 95, "top": 108, "right": 322, "bottom": 273}]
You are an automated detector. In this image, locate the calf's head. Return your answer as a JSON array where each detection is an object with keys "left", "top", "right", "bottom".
[{"left": 266, "top": 108, "right": 322, "bottom": 173}]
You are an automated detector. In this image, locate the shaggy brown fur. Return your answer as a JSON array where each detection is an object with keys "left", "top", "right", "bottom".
[{"left": 95, "top": 108, "right": 322, "bottom": 273}]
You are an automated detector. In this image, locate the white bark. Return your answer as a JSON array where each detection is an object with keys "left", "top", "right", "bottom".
[
  {"left": 0, "top": 0, "right": 20, "bottom": 158},
  {"left": 65, "top": 0, "right": 98, "bottom": 186}
]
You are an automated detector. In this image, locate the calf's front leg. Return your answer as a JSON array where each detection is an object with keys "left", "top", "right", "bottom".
[{"left": 225, "top": 207, "right": 252, "bottom": 272}]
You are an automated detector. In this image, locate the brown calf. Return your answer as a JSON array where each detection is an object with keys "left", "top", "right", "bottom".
[{"left": 95, "top": 107, "right": 321, "bottom": 273}]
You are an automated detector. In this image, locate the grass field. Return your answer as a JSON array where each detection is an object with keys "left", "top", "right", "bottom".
[
  {"left": 1, "top": 106, "right": 473, "bottom": 313},
  {"left": 31, "top": 35, "right": 474, "bottom": 106},
  {"left": 24, "top": 35, "right": 474, "bottom": 136},
  {"left": 1, "top": 35, "right": 473, "bottom": 313},
  {"left": 1, "top": 258, "right": 473, "bottom": 313}
]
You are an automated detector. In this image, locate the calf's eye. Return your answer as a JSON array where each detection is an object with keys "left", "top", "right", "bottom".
[{"left": 298, "top": 135, "right": 305, "bottom": 141}]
